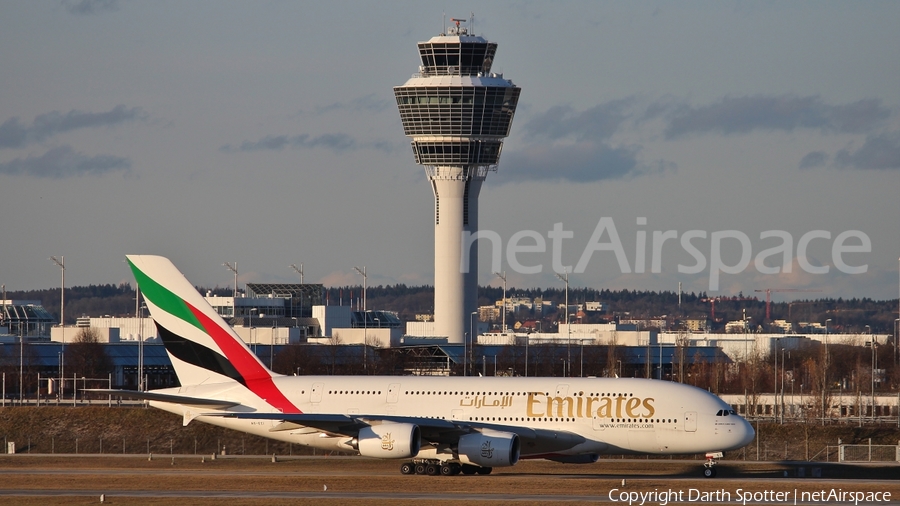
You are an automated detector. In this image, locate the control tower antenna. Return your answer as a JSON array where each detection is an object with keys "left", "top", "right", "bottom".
[
  {"left": 394, "top": 24, "right": 521, "bottom": 345},
  {"left": 450, "top": 18, "right": 467, "bottom": 35}
]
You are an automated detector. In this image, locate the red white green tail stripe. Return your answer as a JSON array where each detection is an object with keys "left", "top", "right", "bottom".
[{"left": 127, "top": 255, "right": 299, "bottom": 413}]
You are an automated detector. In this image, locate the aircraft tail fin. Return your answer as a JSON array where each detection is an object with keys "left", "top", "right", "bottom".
[{"left": 126, "top": 255, "right": 299, "bottom": 412}]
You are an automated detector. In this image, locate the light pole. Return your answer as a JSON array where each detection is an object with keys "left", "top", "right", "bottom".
[
  {"left": 494, "top": 271, "right": 506, "bottom": 333},
  {"left": 249, "top": 308, "right": 258, "bottom": 355},
  {"left": 290, "top": 263, "right": 304, "bottom": 284},
  {"left": 139, "top": 302, "right": 146, "bottom": 391},
  {"left": 780, "top": 347, "right": 786, "bottom": 424},
  {"left": 774, "top": 338, "right": 779, "bottom": 422},
  {"left": 556, "top": 272, "right": 570, "bottom": 377},
  {"left": 271, "top": 322, "right": 276, "bottom": 369},
  {"left": 823, "top": 318, "right": 831, "bottom": 427},
  {"left": 18, "top": 323, "right": 23, "bottom": 403},
  {"left": 353, "top": 266, "right": 367, "bottom": 311},
  {"left": 469, "top": 311, "right": 478, "bottom": 377},
  {"left": 525, "top": 330, "right": 530, "bottom": 378},
  {"left": 872, "top": 339, "right": 877, "bottom": 421},
  {"left": 290, "top": 264, "right": 304, "bottom": 317},
  {"left": 866, "top": 321, "right": 872, "bottom": 416},
  {"left": 463, "top": 332, "right": 468, "bottom": 376},
  {"left": 354, "top": 266, "right": 367, "bottom": 363},
  {"left": 50, "top": 256, "right": 65, "bottom": 395},
  {"left": 580, "top": 339, "right": 584, "bottom": 377},
  {"left": 223, "top": 262, "right": 238, "bottom": 298}
]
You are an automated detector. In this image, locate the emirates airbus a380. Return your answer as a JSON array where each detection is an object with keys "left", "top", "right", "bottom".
[{"left": 101, "top": 255, "right": 754, "bottom": 478}]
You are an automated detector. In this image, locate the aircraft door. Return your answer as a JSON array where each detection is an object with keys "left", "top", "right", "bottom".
[
  {"left": 387, "top": 383, "right": 400, "bottom": 403},
  {"left": 684, "top": 411, "right": 697, "bottom": 432},
  {"left": 310, "top": 382, "right": 324, "bottom": 404}
]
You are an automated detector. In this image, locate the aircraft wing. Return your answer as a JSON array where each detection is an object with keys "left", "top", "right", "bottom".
[
  {"left": 84, "top": 389, "right": 240, "bottom": 409},
  {"left": 214, "top": 412, "right": 584, "bottom": 453}
]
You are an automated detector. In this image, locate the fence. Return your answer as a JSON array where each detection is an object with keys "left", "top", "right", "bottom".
[{"left": 839, "top": 443, "right": 900, "bottom": 462}]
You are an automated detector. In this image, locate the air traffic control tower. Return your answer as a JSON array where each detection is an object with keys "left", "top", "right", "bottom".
[{"left": 394, "top": 19, "right": 520, "bottom": 344}]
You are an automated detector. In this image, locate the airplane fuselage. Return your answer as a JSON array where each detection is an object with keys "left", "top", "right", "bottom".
[{"left": 153, "top": 375, "right": 753, "bottom": 459}]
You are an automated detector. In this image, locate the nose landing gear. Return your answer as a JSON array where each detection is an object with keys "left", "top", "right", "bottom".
[{"left": 703, "top": 452, "right": 723, "bottom": 478}]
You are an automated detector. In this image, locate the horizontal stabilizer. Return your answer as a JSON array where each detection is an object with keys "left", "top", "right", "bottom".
[{"left": 85, "top": 389, "right": 240, "bottom": 409}]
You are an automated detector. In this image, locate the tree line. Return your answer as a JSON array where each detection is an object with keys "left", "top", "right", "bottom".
[{"left": 8, "top": 283, "right": 897, "bottom": 334}]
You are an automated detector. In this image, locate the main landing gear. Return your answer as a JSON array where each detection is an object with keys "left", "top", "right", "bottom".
[
  {"left": 399, "top": 460, "right": 491, "bottom": 476},
  {"left": 703, "top": 452, "right": 723, "bottom": 478}
]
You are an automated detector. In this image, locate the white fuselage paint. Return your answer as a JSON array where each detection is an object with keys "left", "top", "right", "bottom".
[{"left": 151, "top": 376, "right": 754, "bottom": 460}]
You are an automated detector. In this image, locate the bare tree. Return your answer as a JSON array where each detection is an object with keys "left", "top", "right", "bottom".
[
  {"left": 606, "top": 330, "right": 619, "bottom": 377},
  {"left": 67, "top": 328, "right": 113, "bottom": 380},
  {"left": 738, "top": 345, "right": 766, "bottom": 419},
  {"left": 364, "top": 334, "right": 384, "bottom": 375},
  {"left": 273, "top": 344, "right": 328, "bottom": 376},
  {"left": 326, "top": 333, "right": 343, "bottom": 375}
]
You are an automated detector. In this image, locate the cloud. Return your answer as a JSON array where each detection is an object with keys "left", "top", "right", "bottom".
[
  {"left": 834, "top": 131, "right": 900, "bottom": 170},
  {"left": 221, "top": 133, "right": 406, "bottom": 155},
  {"left": 220, "top": 133, "right": 356, "bottom": 153},
  {"left": 313, "top": 93, "right": 394, "bottom": 115},
  {"left": 501, "top": 140, "right": 673, "bottom": 183},
  {"left": 503, "top": 99, "right": 673, "bottom": 183},
  {"left": 63, "top": 0, "right": 119, "bottom": 15},
  {"left": 0, "top": 105, "right": 144, "bottom": 149},
  {"left": 0, "top": 118, "right": 27, "bottom": 149},
  {"left": 521, "top": 99, "right": 633, "bottom": 142},
  {"left": 0, "top": 145, "right": 131, "bottom": 178},
  {"left": 799, "top": 151, "right": 829, "bottom": 169},
  {"left": 664, "top": 95, "right": 890, "bottom": 139}
]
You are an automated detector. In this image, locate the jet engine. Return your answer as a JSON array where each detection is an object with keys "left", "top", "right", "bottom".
[
  {"left": 356, "top": 423, "right": 421, "bottom": 459},
  {"left": 457, "top": 429, "right": 520, "bottom": 467}
]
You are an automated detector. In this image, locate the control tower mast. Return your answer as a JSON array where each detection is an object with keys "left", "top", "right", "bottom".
[{"left": 394, "top": 18, "right": 520, "bottom": 344}]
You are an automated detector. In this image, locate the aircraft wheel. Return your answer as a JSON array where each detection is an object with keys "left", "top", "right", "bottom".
[
  {"left": 440, "top": 464, "right": 455, "bottom": 476},
  {"left": 415, "top": 463, "right": 427, "bottom": 475},
  {"left": 425, "top": 464, "right": 440, "bottom": 476},
  {"left": 461, "top": 464, "right": 478, "bottom": 475},
  {"left": 400, "top": 462, "right": 415, "bottom": 475},
  {"left": 476, "top": 466, "right": 493, "bottom": 475},
  {"left": 703, "top": 467, "right": 717, "bottom": 478}
]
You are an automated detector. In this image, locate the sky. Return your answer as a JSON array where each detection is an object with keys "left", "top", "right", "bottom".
[{"left": 1, "top": 1, "right": 898, "bottom": 304}]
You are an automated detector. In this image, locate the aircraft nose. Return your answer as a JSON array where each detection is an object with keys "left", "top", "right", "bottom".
[{"left": 735, "top": 417, "right": 755, "bottom": 448}]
